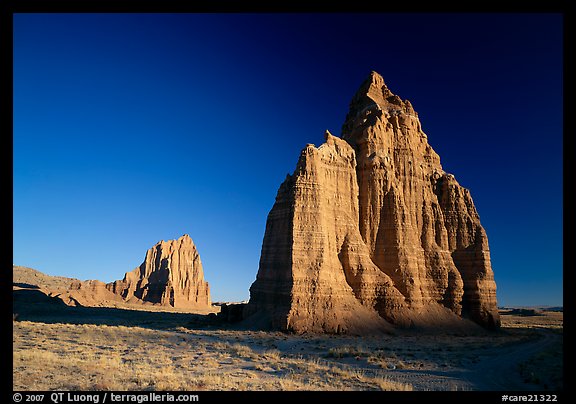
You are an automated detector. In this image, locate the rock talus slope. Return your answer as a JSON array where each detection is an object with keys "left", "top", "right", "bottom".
[
  {"left": 108, "top": 234, "right": 211, "bottom": 309},
  {"left": 244, "top": 72, "right": 499, "bottom": 332}
]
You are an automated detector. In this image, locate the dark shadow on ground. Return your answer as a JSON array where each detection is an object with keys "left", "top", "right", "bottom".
[
  {"left": 13, "top": 289, "right": 516, "bottom": 336},
  {"left": 13, "top": 282, "right": 40, "bottom": 289},
  {"left": 12, "top": 288, "right": 230, "bottom": 331}
]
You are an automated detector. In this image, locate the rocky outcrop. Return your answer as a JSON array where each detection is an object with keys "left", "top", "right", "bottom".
[
  {"left": 107, "top": 234, "right": 211, "bottom": 309},
  {"left": 47, "top": 279, "right": 123, "bottom": 307},
  {"left": 244, "top": 71, "right": 499, "bottom": 333},
  {"left": 13, "top": 235, "right": 212, "bottom": 311}
]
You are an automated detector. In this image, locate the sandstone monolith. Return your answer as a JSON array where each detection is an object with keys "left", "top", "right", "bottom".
[
  {"left": 108, "top": 234, "right": 211, "bottom": 309},
  {"left": 244, "top": 71, "right": 499, "bottom": 332}
]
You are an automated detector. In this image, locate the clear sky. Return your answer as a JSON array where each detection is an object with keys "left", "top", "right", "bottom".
[{"left": 13, "top": 13, "right": 563, "bottom": 306}]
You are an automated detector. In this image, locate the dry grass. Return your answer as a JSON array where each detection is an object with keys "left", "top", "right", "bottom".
[
  {"left": 326, "top": 345, "right": 368, "bottom": 358},
  {"left": 517, "top": 334, "right": 563, "bottom": 391},
  {"left": 13, "top": 310, "right": 562, "bottom": 391},
  {"left": 499, "top": 311, "right": 563, "bottom": 330},
  {"left": 13, "top": 321, "right": 412, "bottom": 391}
]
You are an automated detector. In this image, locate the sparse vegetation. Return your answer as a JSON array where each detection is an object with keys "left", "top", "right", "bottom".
[
  {"left": 13, "top": 321, "right": 412, "bottom": 391},
  {"left": 326, "top": 345, "right": 368, "bottom": 358},
  {"left": 517, "top": 335, "right": 563, "bottom": 391},
  {"left": 13, "top": 310, "right": 563, "bottom": 391}
]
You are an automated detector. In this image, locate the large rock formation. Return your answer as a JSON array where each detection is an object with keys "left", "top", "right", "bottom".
[
  {"left": 244, "top": 71, "right": 499, "bottom": 333},
  {"left": 107, "top": 234, "right": 211, "bottom": 309}
]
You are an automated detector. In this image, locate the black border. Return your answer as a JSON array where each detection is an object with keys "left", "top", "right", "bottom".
[
  {"left": 7, "top": 391, "right": 567, "bottom": 402},
  {"left": 2, "top": 0, "right": 572, "bottom": 13}
]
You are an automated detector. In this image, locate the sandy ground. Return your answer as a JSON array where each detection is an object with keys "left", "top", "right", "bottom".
[{"left": 12, "top": 301, "right": 562, "bottom": 391}]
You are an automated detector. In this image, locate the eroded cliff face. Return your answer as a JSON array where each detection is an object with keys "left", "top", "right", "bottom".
[
  {"left": 108, "top": 234, "right": 211, "bottom": 309},
  {"left": 244, "top": 71, "right": 499, "bottom": 333}
]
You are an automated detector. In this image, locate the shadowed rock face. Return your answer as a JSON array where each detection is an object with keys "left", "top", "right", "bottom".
[
  {"left": 108, "top": 234, "right": 211, "bottom": 309},
  {"left": 244, "top": 72, "right": 499, "bottom": 333}
]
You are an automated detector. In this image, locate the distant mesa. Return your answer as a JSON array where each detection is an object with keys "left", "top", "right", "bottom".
[
  {"left": 243, "top": 71, "right": 500, "bottom": 333},
  {"left": 500, "top": 308, "right": 545, "bottom": 317},
  {"left": 13, "top": 234, "right": 212, "bottom": 311},
  {"left": 107, "top": 234, "right": 211, "bottom": 309}
]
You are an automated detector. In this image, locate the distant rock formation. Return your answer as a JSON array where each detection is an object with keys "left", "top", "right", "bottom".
[
  {"left": 12, "top": 266, "right": 124, "bottom": 308},
  {"left": 244, "top": 71, "right": 499, "bottom": 333},
  {"left": 13, "top": 234, "right": 211, "bottom": 311},
  {"left": 107, "top": 234, "right": 211, "bottom": 309}
]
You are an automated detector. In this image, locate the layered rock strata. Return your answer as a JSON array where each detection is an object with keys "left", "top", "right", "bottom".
[
  {"left": 244, "top": 71, "right": 499, "bottom": 333},
  {"left": 108, "top": 234, "right": 211, "bottom": 309}
]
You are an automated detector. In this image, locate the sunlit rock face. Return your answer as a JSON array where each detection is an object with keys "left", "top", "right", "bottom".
[
  {"left": 108, "top": 234, "right": 211, "bottom": 309},
  {"left": 244, "top": 71, "right": 499, "bottom": 333}
]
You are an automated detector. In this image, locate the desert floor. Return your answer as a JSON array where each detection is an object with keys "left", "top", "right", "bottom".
[{"left": 12, "top": 292, "right": 562, "bottom": 391}]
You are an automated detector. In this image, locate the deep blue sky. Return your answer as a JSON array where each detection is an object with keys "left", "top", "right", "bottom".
[{"left": 13, "top": 13, "right": 562, "bottom": 306}]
